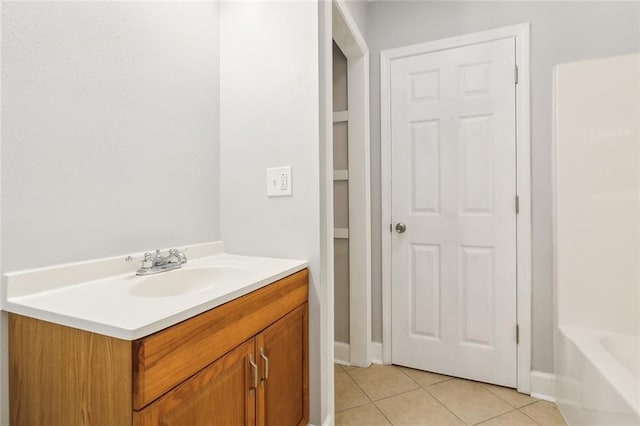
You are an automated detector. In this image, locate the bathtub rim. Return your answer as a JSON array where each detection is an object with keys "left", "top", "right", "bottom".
[{"left": 557, "top": 325, "right": 640, "bottom": 418}]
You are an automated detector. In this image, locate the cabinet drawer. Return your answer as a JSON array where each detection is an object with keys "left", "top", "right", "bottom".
[
  {"left": 133, "top": 339, "right": 256, "bottom": 426},
  {"left": 132, "top": 269, "right": 308, "bottom": 410}
]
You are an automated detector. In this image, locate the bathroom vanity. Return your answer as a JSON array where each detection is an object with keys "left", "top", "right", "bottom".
[{"left": 5, "top": 243, "right": 308, "bottom": 425}]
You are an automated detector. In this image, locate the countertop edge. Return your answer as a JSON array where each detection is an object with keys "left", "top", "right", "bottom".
[{"left": 4, "top": 262, "right": 308, "bottom": 340}]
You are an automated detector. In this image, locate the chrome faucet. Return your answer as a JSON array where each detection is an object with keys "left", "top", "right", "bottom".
[{"left": 136, "top": 248, "right": 188, "bottom": 276}]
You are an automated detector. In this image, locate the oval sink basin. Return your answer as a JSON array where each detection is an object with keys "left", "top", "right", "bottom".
[{"left": 130, "top": 265, "right": 249, "bottom": 297}]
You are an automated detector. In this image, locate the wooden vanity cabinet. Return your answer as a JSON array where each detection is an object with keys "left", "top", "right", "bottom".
[
  {"left": 134, "top": 304, "right": 308, "bottom": 426},
  {"left": 10, "top": 269, "right": 308, "bottom": 426}
]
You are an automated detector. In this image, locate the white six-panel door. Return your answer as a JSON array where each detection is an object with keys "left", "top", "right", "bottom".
[{"left": 390, "top": 37, "right": 517, "bottom": 387}]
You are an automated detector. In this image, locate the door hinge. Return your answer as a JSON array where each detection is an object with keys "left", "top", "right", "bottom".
[
  {"left": 516, "top": 324, "right": 520, "bottom": 344},
  {"left": 514, "top": 65, "right": 519, "bottom": 85},
  {"left": 515, "top": 195, "right": 520, "bottom": 214},
  {"left": 390, "top": 223, "right": 393, "bottom": 232}
]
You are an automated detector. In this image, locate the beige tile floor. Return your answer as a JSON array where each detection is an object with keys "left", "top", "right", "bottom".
[{"left": 335, "top": 364, "right": 567, "bottom": 426}]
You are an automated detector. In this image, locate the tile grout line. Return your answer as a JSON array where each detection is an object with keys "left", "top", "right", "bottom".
[
  {"left": 422, "top": 383, "right": 472, "bottom": 426},
  {"left": 342, "top": 368, "right": 374, "bottom": 401},
  {"left": 350, "top": 365, "right": 484, "bottom": 425},
  {"left": 396, "top": 365, "right": 456, "bottom": 387},
  {"left": 471, "top": 408, "right": 531, "bottom": 426},
  {"left": 481, "top": 384, "right": 541, "bottom": 410},
  {"left": 372, "top": 385, "right": 422, "bottom": 403},
  {"left": 341, "top": 365, "right": 376, "bottom": 404},
  {"left": 423, "top": 381, "right": 544, "bottom": 426},
  {"left": 343, "top": 364, "right": 438, "bottom": 425},
  {"left": 344, "top": 364, "right": 420, "bottom": 402},
  {"left": 513, "top": 398, "right": 540, "bottom": 409},
  {"left": 519, "top": 403, "right": 547, "bottom": 425},
  {"left": 395, "top": 365, "right": 423, "bottom": 386},
  {"left": 424, "top": 378, "right": 538, "bottom": 424},
  {"left": 372, "top": 403, "right": 395, "bottom": 426},
  {"left": 335, "top": 367, "right": 373, "bottom": 413},
  {"left": 335, "top": 365, "right": 394, "bottom": 425},
  {"left": 371, "top": 368, "right": 462, "bottom": 426},
  {"left": 335, "top": 399, "right": 370, "bottom": 414}
]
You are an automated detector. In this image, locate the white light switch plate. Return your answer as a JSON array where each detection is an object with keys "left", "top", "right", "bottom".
[{"left": 266, "top": 166, "right": 292, "bottom": 197}]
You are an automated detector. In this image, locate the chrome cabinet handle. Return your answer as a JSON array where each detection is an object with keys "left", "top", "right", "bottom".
[
  {"left": 249, "top": 354, "right": 258, "bottom": 389},
  {"left": 260, "top": 347, "right": 269, "bottom": 381},
  {"left": 395, "top": 223, "right": 407, "bottom": 233}
]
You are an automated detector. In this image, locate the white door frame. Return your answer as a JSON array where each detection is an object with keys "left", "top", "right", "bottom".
[
  {"left": 319, "top": 1, "right": 371, "bottom": 420},
  {"left": 380, "top": 23, "right": 532, "bottom": 393},
  {"left": 310, "top": 0, "right": 371, "bottom": 425},
  {"left": 331, "top": 1, "right": 372, "bottom": 368},
  {"left": 318, "top": 0, "right": 334, "bottom": 422}
]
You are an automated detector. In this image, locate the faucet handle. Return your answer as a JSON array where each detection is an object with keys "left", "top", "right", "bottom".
[
  {"left": 169, "top": 248, "right": 188, "bottom": 264},
  {"left": 142, "top": 252, "right": 154, "bottom": 268}
]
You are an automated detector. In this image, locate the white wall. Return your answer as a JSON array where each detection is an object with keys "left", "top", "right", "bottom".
[
  {"left": 367, "top": 1, "right": 640, "bottom": 373},
  {"left": 555, "top": 54, "right": 639, "bottom": 335},
  {"left": 219, "top": 2, "right": 324, "bottom": 423},
  {"left": 1, "top": 2, "right": 220, "bottom": 423},
  {"left": 2, "top": 2, "right": 221, "bottom": 272},
  {"left": 344, "top": 0, "right": 368, "bottom": 40}
]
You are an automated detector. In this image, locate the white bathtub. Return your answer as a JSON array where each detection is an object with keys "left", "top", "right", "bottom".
[{"left": 557, "top": 326, "right": 640, "bottom": 425}]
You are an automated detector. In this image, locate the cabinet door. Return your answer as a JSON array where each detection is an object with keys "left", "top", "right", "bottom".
[
  {"left": 256, "top": 304, "right": 308, "bottom": 426},
  {"left": 134, "top": 339, "right": 257, "bottom": 426}
]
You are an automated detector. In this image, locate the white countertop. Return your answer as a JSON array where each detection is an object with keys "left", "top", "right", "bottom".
[{"left": 2, "top": 242, "right": 307, "bottom": 340}]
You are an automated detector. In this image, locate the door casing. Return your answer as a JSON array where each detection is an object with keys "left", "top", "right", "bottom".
[
  {"left": 380, "top": 23, "right": 532, "bottom": 393},
  {"left": 332, "top": 0, "right": 372, "bottom": 369},
  {"left": 319, "top": 0, "right": 372, "bottom": 421}
]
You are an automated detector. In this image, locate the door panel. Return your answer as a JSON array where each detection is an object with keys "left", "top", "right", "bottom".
[
  {"left": 411, "top": 120, "right": 440, "bottom": 213},
  {"left": 391, "top": 37, "right": 517, "bottom": 387},
  {"left": 460, "top": 246, "right": 494, "bottom": 346},
  {"left": 410, "top": 244, "right": 440, "bottom": 339},
  {"left": 257, "top": 304, "right": 308, "bottom": 426}
]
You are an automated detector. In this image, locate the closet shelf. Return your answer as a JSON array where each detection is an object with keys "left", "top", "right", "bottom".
[
  {"left": 333, "top": 111, "right": 349, "bottom": 123},
  {"left": 334, "top": 228, "right": 349, "bottom": 239},
  {"left": 333, "top": 170, "right": 349, "bottom": 181}
]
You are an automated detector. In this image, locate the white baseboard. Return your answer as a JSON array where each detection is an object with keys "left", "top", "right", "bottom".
[
  {"left": 334, "top": 341, "right": 384, "bottom": 366},
  {"left": 307, "top": 414, "right": 332, "bottom": 426},
  {"left": 334, "top": 341, "right": 350, "bottom": 365},
  {"left": 309, "top": 414, "right": 332, "bottom": 426},
  {"left": 371, "top": 341, "right": 383, "bottom": 364},
  {"left": 530, "top": 371, "right": 556, "bottom": 402}
]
